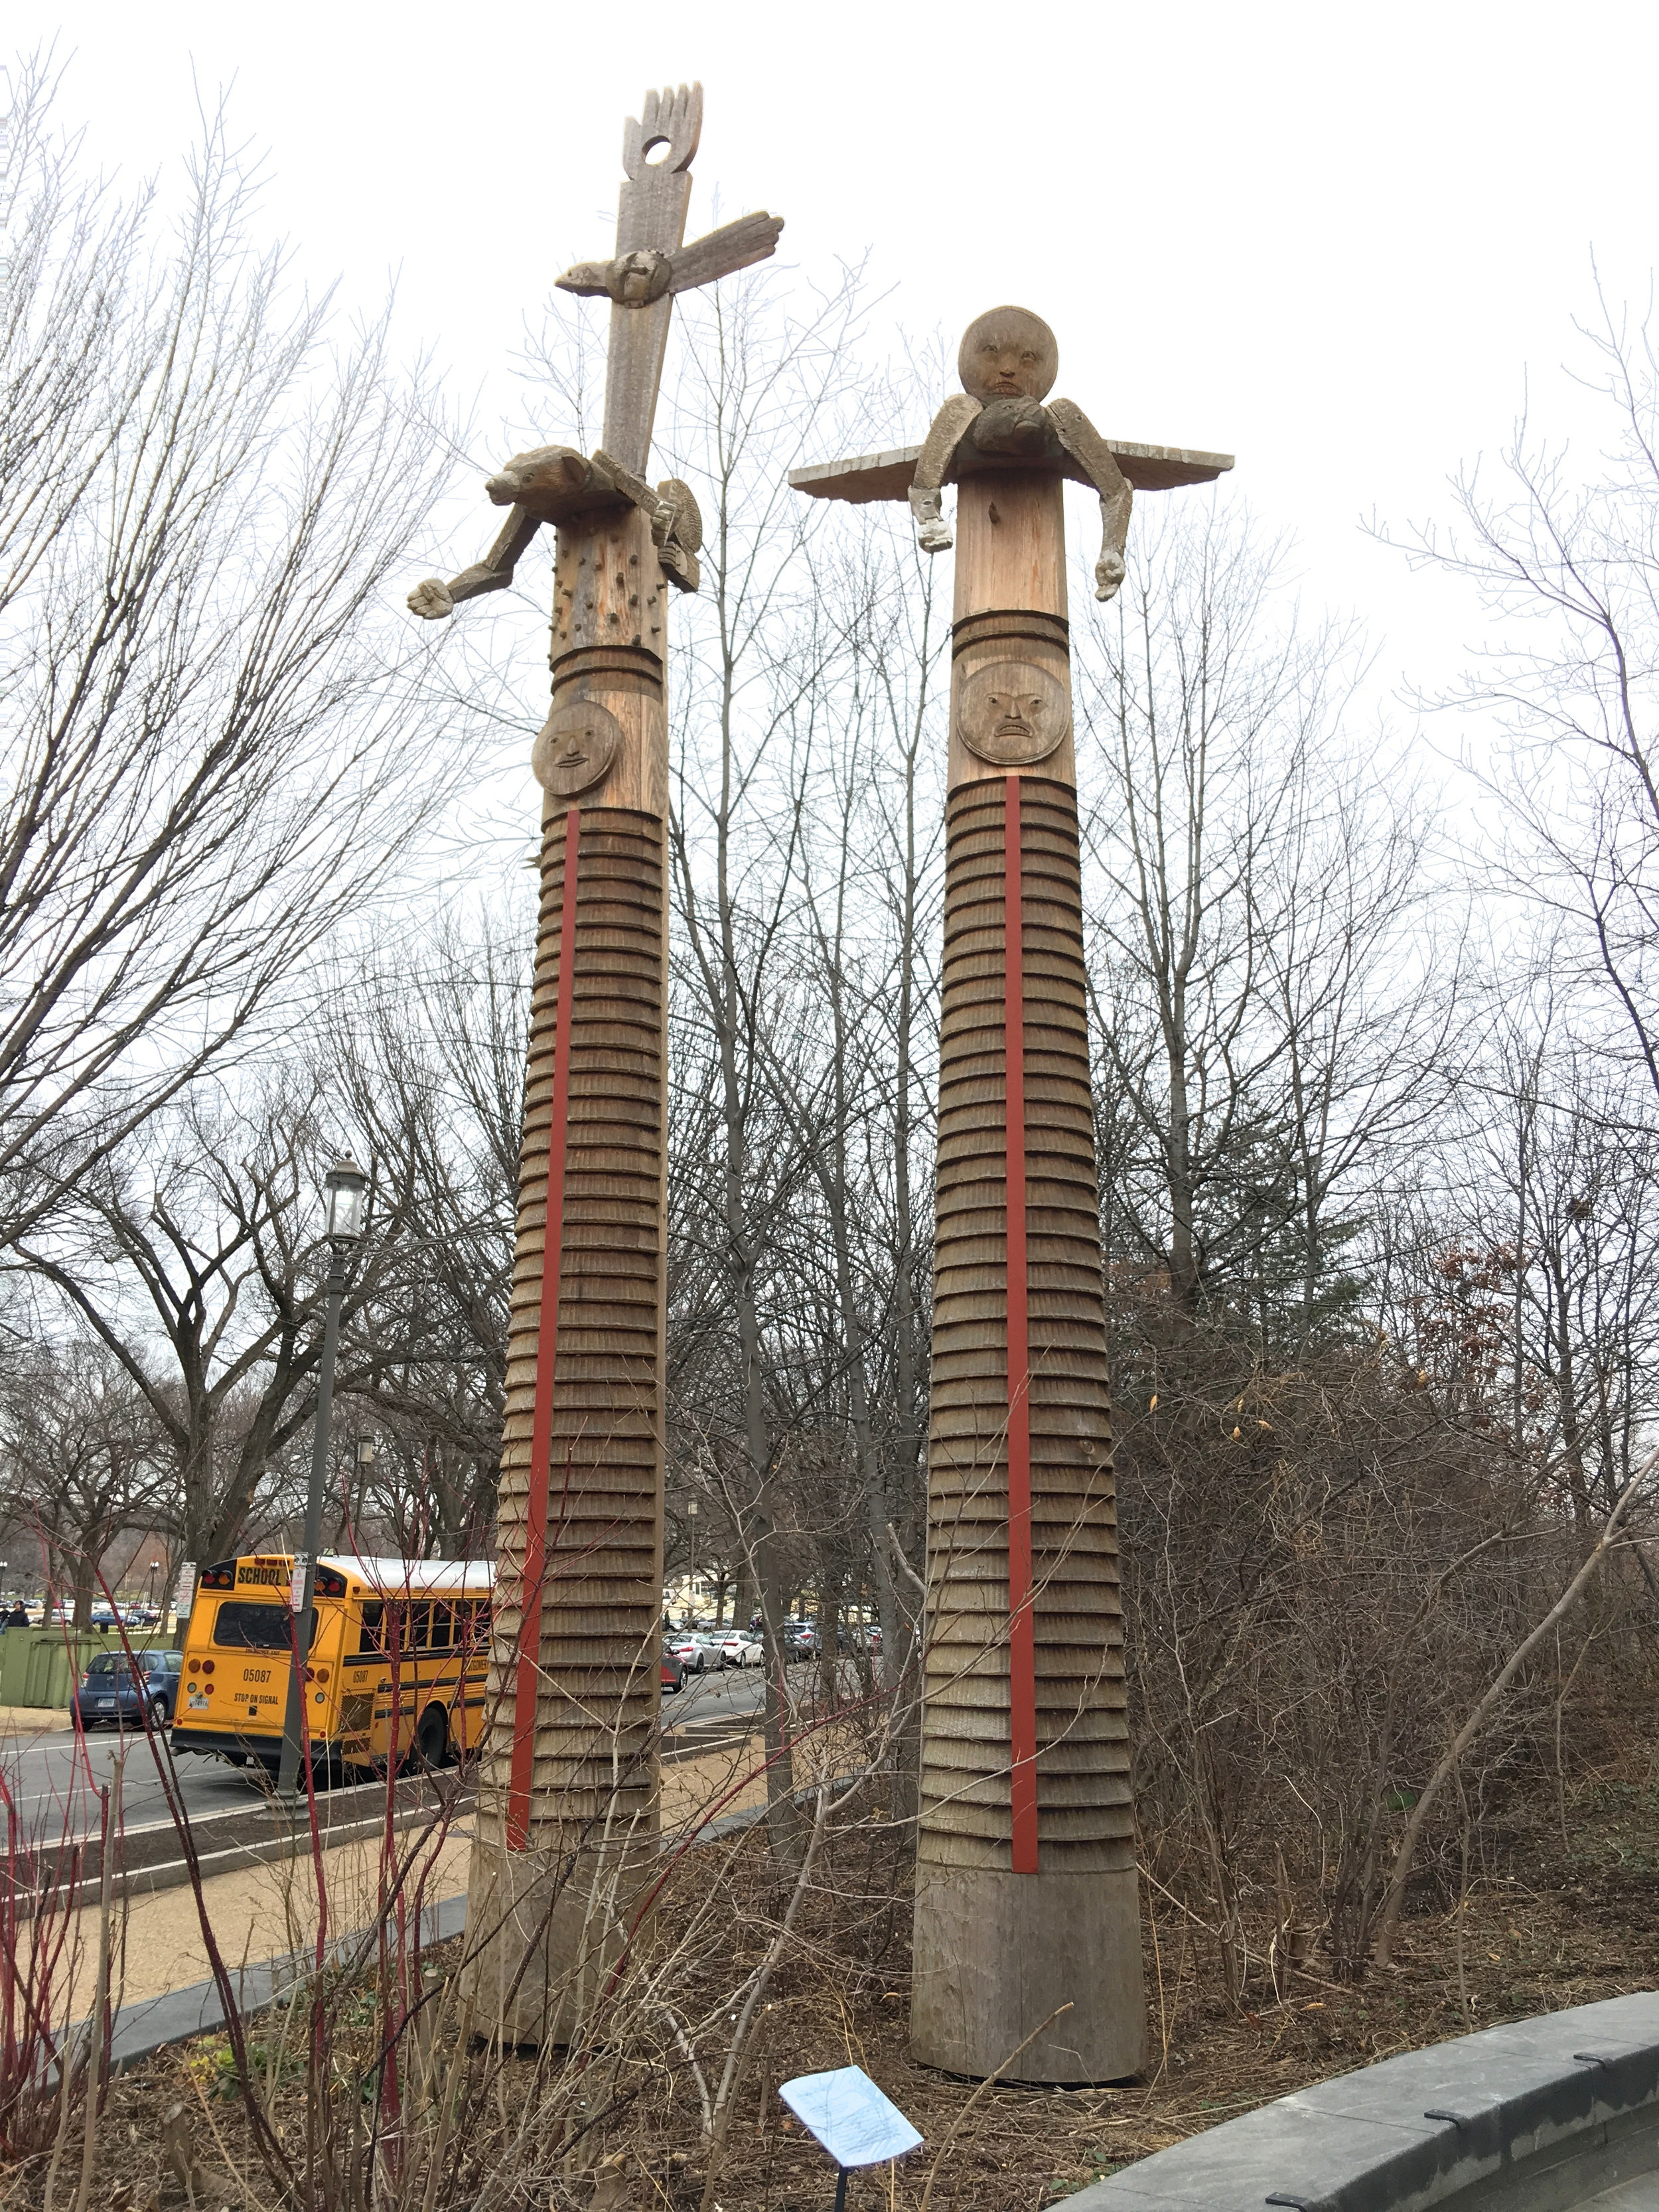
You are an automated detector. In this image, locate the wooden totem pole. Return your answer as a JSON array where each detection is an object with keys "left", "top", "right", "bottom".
[
  {"left": 408, "top": 85, "right": 781, "bottom": 2043},
  {"left": 792, "top": 309, "right": 1230, "bottom": 2082}
]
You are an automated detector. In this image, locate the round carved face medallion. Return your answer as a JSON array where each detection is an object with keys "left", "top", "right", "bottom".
[
  {"left": 532, "top": 698, "right": 621, "bottom": 797},
  {"left": 957, "top": 660, "right": 1070, "bottom": 766}
]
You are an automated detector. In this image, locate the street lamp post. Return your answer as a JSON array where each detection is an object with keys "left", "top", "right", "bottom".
[
  {"left": 277, "top": 1157, "right": 367, "bottom": 1806},
  {"left": 685, "top": 1499, "right": 698, "bottom": 1619},
  {"left": 147, "top": 1560, "right": 160, "bottom": 1611}
]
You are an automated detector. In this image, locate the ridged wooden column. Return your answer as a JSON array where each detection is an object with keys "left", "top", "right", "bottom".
[
  {"left": 464, "top": 502, "right": 670, "bottom": 2045},
  {"left": 910, "top": 470, "right": 1145, "bottom": 2084}
]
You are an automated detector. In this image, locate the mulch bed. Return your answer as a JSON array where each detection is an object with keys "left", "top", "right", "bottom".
[{"left": 30, "top": 1776, "right": 1659, "bottom": 2212}]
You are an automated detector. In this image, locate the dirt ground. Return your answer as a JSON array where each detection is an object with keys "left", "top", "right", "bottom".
[{"left": 22, "top": 1769, "right": 1659, "bottom": 2212}]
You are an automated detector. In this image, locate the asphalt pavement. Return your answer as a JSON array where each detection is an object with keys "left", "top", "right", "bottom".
[{"left": 3, "top": 1657, "right": 769, "bottom": 1846}]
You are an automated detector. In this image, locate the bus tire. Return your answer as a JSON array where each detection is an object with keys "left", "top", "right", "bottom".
[{"left": 414, "top": 1705, "right": 449, "bottom": 1771}]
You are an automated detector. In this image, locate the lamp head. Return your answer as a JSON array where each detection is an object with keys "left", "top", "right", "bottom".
[{"left": 325, "top": 1156, "right": 368, "bottom": 1244}]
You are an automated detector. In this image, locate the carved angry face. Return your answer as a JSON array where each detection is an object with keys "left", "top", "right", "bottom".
[
  {"left": 958, "top": 307, "right": 1058, "bottom": 402},
  {"left": 957, "top": 659, "right": 1070, "bottom": 767},
  {"left": 987, "top": 686, "right": 1043, "bottom": 743}
]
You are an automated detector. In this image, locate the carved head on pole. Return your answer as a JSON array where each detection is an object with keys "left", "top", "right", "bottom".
[{"left": 958, "top": 307, "right": 1058, "bottom": 403}]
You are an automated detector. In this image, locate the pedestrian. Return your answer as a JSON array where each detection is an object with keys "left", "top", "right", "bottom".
[{"left": 7, "top": 1600, "right": 28, "bottom": 1628}]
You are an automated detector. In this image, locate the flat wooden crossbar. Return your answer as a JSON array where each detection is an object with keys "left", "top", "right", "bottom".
[{"left": 788, "top": 438, "right": 1234, "bottom": 505}]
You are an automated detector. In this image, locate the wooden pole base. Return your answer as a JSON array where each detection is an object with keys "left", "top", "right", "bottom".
[
  {"left": 910, "top": 1864, "right": 1145, "bottom": 2083},
  {"left": 459, "top": 1829, "right": 656, "bottom": 2048}
]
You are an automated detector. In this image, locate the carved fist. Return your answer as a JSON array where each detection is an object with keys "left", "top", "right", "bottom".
[
  {"left": 407, "top": 578, "right": 455, "bottom": 621},
  {"left": 918, "top": 514, "right": 954, "bottom": 554},
  {"left": 1094, "top": 549, "right": 1126, "bottom": 602}
]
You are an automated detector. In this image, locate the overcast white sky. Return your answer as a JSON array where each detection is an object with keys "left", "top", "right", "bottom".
[{"left": 15, "top": 0, "right": 1659, "bottom": 783}]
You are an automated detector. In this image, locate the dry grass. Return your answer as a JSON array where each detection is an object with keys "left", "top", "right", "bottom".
[{"left": 30, "top": 1751, "right": 1659, "bottom": 2212}]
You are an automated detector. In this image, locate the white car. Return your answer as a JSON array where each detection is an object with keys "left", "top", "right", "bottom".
[
  {"left": 669, "top": 1633, "right": 725, "bottom": 1674},
  {"left": 717, "top": 1631, "right": 764, "bottom": 1668}
]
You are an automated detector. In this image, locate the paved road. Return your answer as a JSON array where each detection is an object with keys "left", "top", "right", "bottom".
[{"left": 2, "top": 1660, "right": 770, "bottom": 1844}]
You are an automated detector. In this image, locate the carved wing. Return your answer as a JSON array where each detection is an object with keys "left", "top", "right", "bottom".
[{"left": 666, "top": 212, "right": 785, "bottom": 294}]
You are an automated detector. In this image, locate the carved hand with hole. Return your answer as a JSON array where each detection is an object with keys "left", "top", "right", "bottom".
[
  {"left": 908, "top": 307, "right": 1134, "bottom": 602},
  {"left": 405, "top": 82, "right": 778, "bottom": 625}
]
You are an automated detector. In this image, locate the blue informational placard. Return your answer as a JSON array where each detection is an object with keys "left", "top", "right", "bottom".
[{"left": 778, "top": 2065, "right": 924, "bottom": 2170}]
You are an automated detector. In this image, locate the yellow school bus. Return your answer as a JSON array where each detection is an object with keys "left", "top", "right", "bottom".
[{"left": 170, "top": 1552, "right": 495, "bottom": 1773}]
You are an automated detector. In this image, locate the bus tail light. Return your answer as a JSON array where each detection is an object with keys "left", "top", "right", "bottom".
[{"left": 201, "top": 1659, "right": 214, "bottom": 1676}]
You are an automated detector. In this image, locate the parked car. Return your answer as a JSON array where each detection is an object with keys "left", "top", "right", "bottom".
[
  {"left": 667, "top": 1633, "right": 717, "bottom": 1676},
  {"left": 660, "top": 1648, "right": 685, "bottom": 1694},
  {"left": 782, "top": 1625, "right": 818, "bottom": 1661},
  {"left": 72, "top": 1649, "right": 184, "bottom": 1730},
  {"left": 716, "top": 1632, "right": 764, "bottom": 1668}
]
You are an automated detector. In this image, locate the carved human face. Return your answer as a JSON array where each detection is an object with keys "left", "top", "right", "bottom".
[
  {"left": 987, "top": 686, "right": 1043, "bottom": 743},
  {"left": 958, "top": 307, "right": 1058, "bottom": 402}
]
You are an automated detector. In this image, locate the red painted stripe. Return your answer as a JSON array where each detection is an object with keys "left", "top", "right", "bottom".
[
  {"left": 507, "top": 808, "right": 581, "bottom": 1852},
  {"left": 1005, "top": 774, "right": 1039, "bottom": 1876}
]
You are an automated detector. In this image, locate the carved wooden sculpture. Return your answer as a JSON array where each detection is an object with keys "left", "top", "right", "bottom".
[
  {"left": 792, "top": 308, "right": 1230, "bottom": 2083},
  {"left": 409, "top": 84, "right": 781, "bottom": 2045}
]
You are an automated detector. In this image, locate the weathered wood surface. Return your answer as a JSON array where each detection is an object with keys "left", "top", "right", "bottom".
[
  {"left": 463, "top": 498, "right": 670, "bottom": 2041},
  {"left": 476, "top": 796, "right": 668, "bottom": 1846},
  {"left": 918, "top": 775, "right": 1131, "bottom": 1869},
  {"left": 789, "top": 435, "right": 1233, "bottom": 504},
  {"left": 448, "top": 85, "right": 777, "bottom": 2048},
  {"left": 948, "top": 473, "right": 1074, "bottom": 790},
  {"left": 601, "top": 86, "right": 698, "bottom": 475},
  {"left": 910, "top": 463, "right": 1145, "bottom": 2085}
]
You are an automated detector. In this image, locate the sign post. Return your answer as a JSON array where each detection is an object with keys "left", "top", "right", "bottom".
[{"left": 779, "top": 2065, "right": 922, "bottom": 2209}]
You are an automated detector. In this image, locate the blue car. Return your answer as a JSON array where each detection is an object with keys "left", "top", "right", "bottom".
[{"left": 72, "top": 1648, "right": 184, "bottom": 1730}]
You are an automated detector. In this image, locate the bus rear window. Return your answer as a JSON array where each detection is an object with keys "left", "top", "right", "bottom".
[{"left": 212, "top": 1601, "right": 309, "bottom": 1653}]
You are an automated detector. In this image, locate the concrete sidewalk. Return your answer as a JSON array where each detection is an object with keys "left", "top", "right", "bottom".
[
  {"left": 59, "top": 1735, "right": 768, "bottom": 2017},
  {"left": 0, "top": 1704, "right": 71, "bottom": 1732}
]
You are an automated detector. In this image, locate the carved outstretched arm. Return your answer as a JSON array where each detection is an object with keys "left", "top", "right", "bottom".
[
  {"left": 907, "top": 394, "right": 983, "bottom": 553},
  {"left": 407, "top": 506, "right": 542, "bottom": 621},
  {"left": 1047, "top": 398, "right": 1133, "bottom": 601}
]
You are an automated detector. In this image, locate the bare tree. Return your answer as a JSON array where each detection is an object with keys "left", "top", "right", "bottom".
[
  {"left": 0, "top": 57, "right": 468, "bottom": 1252},
  {"left": 13, "top": 1078, "right": 388, "bottom": 1575},
  {"left": 1075, "top": 497, "right": 1455, "bottom": 1350},
  {"left": 1384, "top": 283, "right": 1659, "bottom": 1110},
  {"left": 656, "top": 261, "right": 882, "bottom": 1859},
  {"left": 332, "top": 911, "right": 526, "bottom": 1554},
  {"left": 0, "top": 1335, "right": 166, "bottom": 1625}
]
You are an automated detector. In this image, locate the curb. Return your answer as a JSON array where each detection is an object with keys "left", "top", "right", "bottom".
[{"left": 1066, "top": 1991, "right": 1659, "bottom": 2211}]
